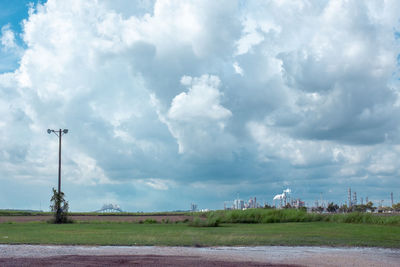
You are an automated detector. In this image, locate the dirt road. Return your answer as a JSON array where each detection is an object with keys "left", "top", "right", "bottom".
[{"left": 0, "top": 245, "right": 399, "bottom": 266}]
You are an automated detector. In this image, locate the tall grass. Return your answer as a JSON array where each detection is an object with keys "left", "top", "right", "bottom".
[
  {"left": 327, "top": 212, "right": 400, "bottom": 225},
  {"left": 205, "top": 209, "right": 400, "bottom": 225}
]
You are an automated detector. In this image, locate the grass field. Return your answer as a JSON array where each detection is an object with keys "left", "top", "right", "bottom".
[{"left": 0, "top": 221, "right": 399, "bottom": 248}]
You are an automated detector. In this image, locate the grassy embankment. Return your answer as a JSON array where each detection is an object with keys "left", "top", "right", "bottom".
[
  {"left": 204, "top": 209, "right": 400, "bottom": 225},
  {"left": 0, "top": 209, "right": 399, "bottom": 247}
]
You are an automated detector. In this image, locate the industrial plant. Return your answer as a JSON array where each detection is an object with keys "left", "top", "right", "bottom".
[
  {"left": 224, "top": 188, "right": 305, "bottom": 211},
  {"left": 222, "top": 187, "right": 397, "bottom": 213}
]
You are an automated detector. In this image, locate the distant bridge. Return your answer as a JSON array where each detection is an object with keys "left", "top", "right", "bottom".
[{"left": 95, "top": 204, "right": 123, "bottom": 213}]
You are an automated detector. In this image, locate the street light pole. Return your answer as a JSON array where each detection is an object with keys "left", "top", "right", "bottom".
[
  {"left": 58, "top": 129, "right": 62, "bottom": 194},
  {"left": 48, "top": 128, "right": 68, "bottom": 194}
]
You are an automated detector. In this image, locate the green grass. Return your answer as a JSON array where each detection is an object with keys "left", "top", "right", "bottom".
[{"left": 0, "top": 221, "right": 399, "bottom": 247}]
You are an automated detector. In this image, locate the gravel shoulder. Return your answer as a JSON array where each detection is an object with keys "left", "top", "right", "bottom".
[{"left": 0, "top": 245, "right": 399, "bottom": 267}]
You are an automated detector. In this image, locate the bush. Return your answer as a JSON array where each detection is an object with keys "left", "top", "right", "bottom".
[
  {"left": 139, "top": 219, "right": 158, "bottom": 224},
  {"left": 49, "top": 188, "right": 72, "bottom": 224},
  {"left": 188, "top": 217, "right": 220, "bottom": 227},
  {"left": 161, "top": 218, "right": 171, "bottom": 224}
]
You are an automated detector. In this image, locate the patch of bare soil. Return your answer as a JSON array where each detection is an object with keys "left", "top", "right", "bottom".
[
  {"left": 0, "top": 255, "right": 298, "bottom": 267},
  {"left": 0, "top": 216, "right": 52, "bottom": 223},
  {"left": 70, "top": 215, "right": 192, "bottom": 223},
  {"left": 0, "top": 215, "right": 192, "bottom": 223}
]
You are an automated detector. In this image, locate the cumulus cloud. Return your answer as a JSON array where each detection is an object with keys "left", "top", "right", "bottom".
[
  {"left": 163, "top": 75, "right": 234, "bottom": 155},
  {"left": 232, "top": 62, "right": 243, "bottom": 76},
  {"left": 247, "top": 121, "right": 367, "bottom": 167},
  {"left": 66, "top": 152, "right": 114, "bottom": 185},
  {"left": 0, "top": 24, "right": 23, "bottom": 72},
  {"left": 1, "top": 0, "right": 400, "bottom": 210},
  {"left": 169, "top": 75, "right": 231, "bottom": 122},
  {"left": 1, "top": 24, "right": 17, "bottom": 50},
  {"left": 137, "top": 178, "right": 175, "bottom": 191}
]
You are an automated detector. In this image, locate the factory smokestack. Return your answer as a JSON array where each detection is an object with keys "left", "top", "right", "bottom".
[{"left": 353, "top": 191, "right": 357, "bottom": 206}]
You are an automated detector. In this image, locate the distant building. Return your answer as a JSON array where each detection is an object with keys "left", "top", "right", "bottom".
[
  {"left": 291, "top": 199, "right": 305, "bottom": 208},
  {"left": 248, "top": 198, "right": 254, "bottom": 208},
  {"left": 190, "top": 203, "right": 198, "bottom": 212},
  {"left": 273, "top": 188, "right": 291, "bottom": 208},
  {"left": 234, "top": 199, "right": 244, "bottom": 210}
]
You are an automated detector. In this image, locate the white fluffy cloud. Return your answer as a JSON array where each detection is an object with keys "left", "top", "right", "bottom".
[
  {"left": 137, "top": 178, "right": 175, "bottom": 191},
  {"left": 1, "top": 0, "right": 400, "bottom": 211},
  {"left": 1, "top": 24, "right": 17, "bottom": 50},
  {"left": 164, "top": 75, "right": 233, "bottom": 155}
]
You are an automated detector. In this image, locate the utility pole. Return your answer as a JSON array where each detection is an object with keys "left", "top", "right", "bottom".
[
  {"left": 58, "top": 129, "right": 62, "bottom": 193},
  {"left": 348, "top": 188, "right": 352, "bottom": 208},
  {"left": 47, "top": 129, "right": 68, "bottom": 194}
]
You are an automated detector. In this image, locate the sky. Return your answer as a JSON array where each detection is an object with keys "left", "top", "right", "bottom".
[{"left": 0, "top": 0, "right": 400, "bottom": 212}]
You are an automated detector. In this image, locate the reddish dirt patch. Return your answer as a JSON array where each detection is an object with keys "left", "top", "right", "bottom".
[
  {"left": 0, "top": 215, "right": 192, "bottom": 223},
  {"left": 0, "top": 216, "right": 52, "bottom": 223},
  {"left": 0, "top": 255, "right": 299, "bottom": 267},
  {"left": 70, "top": 215, "right": 192, "bottom": 223}
]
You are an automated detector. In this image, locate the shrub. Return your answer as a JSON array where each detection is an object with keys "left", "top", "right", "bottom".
[
  {"left": 143, "top": 219, "right": 158, "bottom": 224},
  {"left": 49, "top": 188, "right": 72, "bottom": 224},
  {"left": 161, "top": 218, "right": 171, "bottom": 224},
  {"left": 188, "top": 217, "right": 220, "bottom": 227}
]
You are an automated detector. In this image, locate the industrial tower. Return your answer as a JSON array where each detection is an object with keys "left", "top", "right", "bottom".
[
  {"left": 348, "top": 188, "right": 352, "bottom": 207},
  {"left": 391, "top": 192, "right": 394, "bottom": 207}
]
